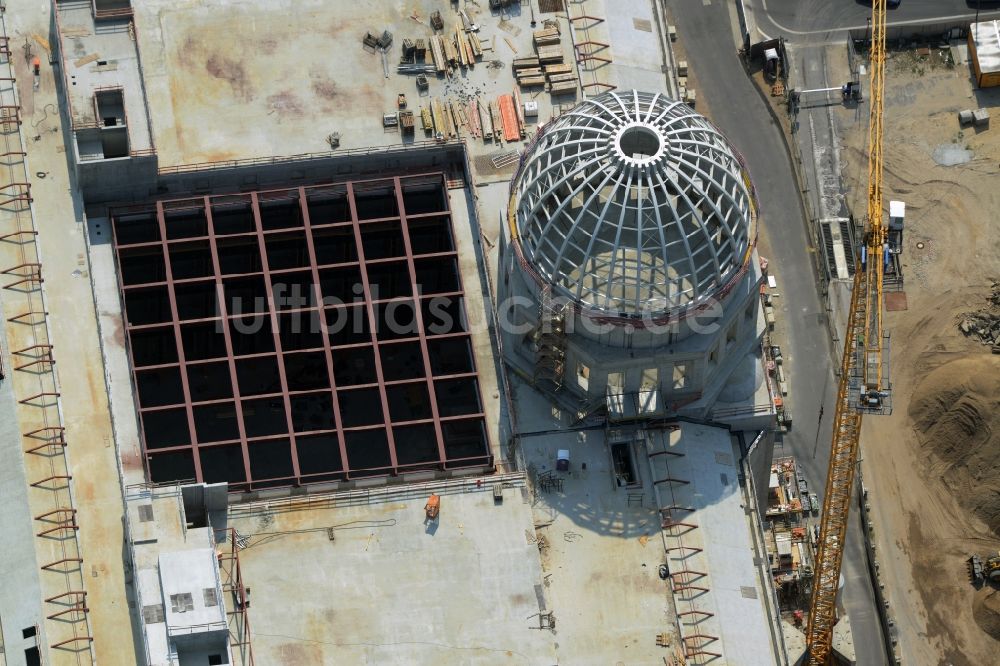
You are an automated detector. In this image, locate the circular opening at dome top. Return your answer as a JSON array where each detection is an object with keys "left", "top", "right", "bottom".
[{"left": 617, "top": 125, "right": 662, "bottom": 161}]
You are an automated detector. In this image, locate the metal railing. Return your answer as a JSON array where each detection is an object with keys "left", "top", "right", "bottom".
[
  {"left": 228, "top": 472, "right": 526, "bottom": 518},
  {"left": 157, "top": 139, "right": 464, "bottom": 176}
]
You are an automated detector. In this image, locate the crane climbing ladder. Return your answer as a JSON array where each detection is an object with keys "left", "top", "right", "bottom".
[{"left": 805, "top": 0, "right": 896, "bottom": 662}]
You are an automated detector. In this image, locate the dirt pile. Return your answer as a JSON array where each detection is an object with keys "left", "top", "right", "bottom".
[
  {"left": 973, "top": 587, "right": 1000, "bottom": 642},
  {"left": 908, "top": 355, "right": 1000, "bottom": 536}
]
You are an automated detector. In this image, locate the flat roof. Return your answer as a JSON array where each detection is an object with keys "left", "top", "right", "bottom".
[
  {"left": 647, "top": 423, "right": 782, "bottom": 664},
  {"left": 517, "top": 421, "right": 684, "bottom": 663},
  {"left": 972, "top": 20, "right": 1000, "bottom": 74},
  {"left": 130, "top": 0, "right": 573, "bottom": 168},
  {"left": 226, "top": 476, "right": 557, "bottom": 664}
]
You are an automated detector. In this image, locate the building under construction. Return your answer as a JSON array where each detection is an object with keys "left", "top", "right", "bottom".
[{"left": 0, "top": 1, "right": 792, "bottom": 664}]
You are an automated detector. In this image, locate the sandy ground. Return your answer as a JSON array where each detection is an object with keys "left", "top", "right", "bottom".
[{"left": 838, "top": 48, "right": 1000, "bottom": 665}]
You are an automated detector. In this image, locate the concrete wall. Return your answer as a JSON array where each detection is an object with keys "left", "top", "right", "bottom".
[
  {"left": 498, "top": 233, "right": 766, "bottom": 418},
  {"left": 746, "top": 429, "right": 776, "bottom": 513},
  {"left": 77, "top": 153, "right": 158, "bottom": 198},
  {"left": 848, "top": 22, "right": 968, "bottom": 45},
  {"left": 79, "top": 142, "right": 467, "bottom": 209}
]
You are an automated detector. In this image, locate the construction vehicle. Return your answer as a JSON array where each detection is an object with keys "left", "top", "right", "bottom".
[
  {"left": 805, "top": 0, "right": 895, "bottom": 663},
  {"left": 969, "top": 552, "right": 1000, "bottom": 584}
]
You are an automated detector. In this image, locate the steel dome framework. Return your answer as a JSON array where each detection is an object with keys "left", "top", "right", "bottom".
[{"left": 510, "top": 90, "right": 757, "bottom": 319}]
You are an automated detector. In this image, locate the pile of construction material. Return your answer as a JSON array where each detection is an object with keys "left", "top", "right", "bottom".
[
  {"left": 958, "top": 280, "right": 1000, "bottom": 350},
  {"left": 425, "top": 22, "right": 483, "bottom": 74},
  {"left": 428, "top": 27, "right": 483, "bottom": 72},
  {"left": 396, "top": 11, "right": 484, "bottom": 77},
  {"left": 512, "top": 20, "right": 576, "bottom": 93},
  {"left": 417, "top": 88, "right": 526, "bottom": 146},
  {"left": 676, "top": 60, "right": 696, "bottom": 108}
]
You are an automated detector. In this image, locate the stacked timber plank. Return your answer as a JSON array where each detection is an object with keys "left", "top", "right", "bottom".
[
  {"left": 430, "top": 35, "right": 447, "bottom": 73},
  {"left": 488, "top": 101, "right": 501, "bottom": 142},
  {"left": 442, "top": 33, "right": 460, "bottom": 66},
  {"left": 467, "top": 99, "right": 483, "bottom": 139},
  {"left": 419, "top": 96, "right": 490, "bottom": 141},
  {"left": 414, "top": 90, "right": 529, "bottom": 146},
  {"left": 544, "top": 63, "right": 573, "bottom": 77},
  {"left": 512, "top": 55, "right": 540, "bottom": 70},
  {"left": 426, "top": 27, "right": 481, "bottom": 74},
  {"left": 515, "top": 67, "right": 545, "bottom": 88},
  {"left": 536, "top": 46, "right": 562, "bottom": 64},
  {"left": 469, "top": 33, "right": 483, "bottom": 58},
  {"left": 532, "top": 27, "right": 561, "bottom": 47},
  {"left": 512, "top": 23, "right": 578, "bottom": 93},
  {"left": 430, "top": 97, "right": 456, "bottom": 139}
]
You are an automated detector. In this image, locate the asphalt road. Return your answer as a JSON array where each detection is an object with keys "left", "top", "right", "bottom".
[
  {"left": 754, "top": 0, "right": 1000, "bottom": 40},
  {"left": 661, "top": 0, "right": 888, "bottom": 662}
]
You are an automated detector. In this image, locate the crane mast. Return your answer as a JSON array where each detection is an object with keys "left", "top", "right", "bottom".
[{"left": 804, "top": 0, "right": 891, "bottom": 662}]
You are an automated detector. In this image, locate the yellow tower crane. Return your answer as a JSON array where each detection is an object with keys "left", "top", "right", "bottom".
[{"left": 805, "top": 0, "right": 891, "bottom": 662}]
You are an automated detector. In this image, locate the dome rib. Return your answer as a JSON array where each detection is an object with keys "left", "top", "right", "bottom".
[{"left": 512, "top": 90, "right": 754, "bottom": 317}]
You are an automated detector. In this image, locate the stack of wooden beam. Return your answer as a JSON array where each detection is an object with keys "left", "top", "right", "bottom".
[
  {"left": 545, "top": 63, "right": 577, "bottom": 93},
  {"left": 515, "top": 67, "right": 545, "bottom": 88},
  {"left": 443, "top": 33, "right": 460, "bottom": 66},
  {"left": 513, "top": 55, "right": 542, "bottom": 88},
  {"left": 466, "top": 100, "right": 483, "bottom": 139},
  {"left": 536, "top": 45, "right": 562, "bottom": 64},
  {"left": 469, "top": 33, "right": 483, "bottom": 58},
  {"left": 532, "top": 27, "right": 560, "bottom": 48},
  {"left": 488, "top": 101, "right": 501, "bottom": 142},
  {"left": 430, "top": 97, "right": 457, "bottom": 139},
  {"left": 512, "top": 55, "right": 540, "bottom": 69},
  {"left": 532, "top": 25, "right": 564, "bottom": 71},
  {"left": 430, "top": 35, "right": 447, "bottom": 73}
]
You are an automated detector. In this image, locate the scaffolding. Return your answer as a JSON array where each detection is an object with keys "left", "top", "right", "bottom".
[
  {"left": 530, "top": 285, "right": 566, "bottom": 390},
  {"left": 215, "top": 528, "right": 256, "bottom": 666}
]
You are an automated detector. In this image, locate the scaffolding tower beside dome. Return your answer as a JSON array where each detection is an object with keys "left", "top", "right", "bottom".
[{"left": 499, "top": 91, "right": 772, "bottom": 429}]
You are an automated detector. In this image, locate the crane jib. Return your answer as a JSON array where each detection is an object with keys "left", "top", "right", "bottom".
[{"left": 804, "top": 0, "right": 895, "bottom": 663}]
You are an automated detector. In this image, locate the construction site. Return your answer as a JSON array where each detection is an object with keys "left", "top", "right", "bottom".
[
  {"left": 843, "top": 37, "right": 1000, "bottom": 666},
  {"left": 0, "top": 0, "right": 997, "bottom": 664},
  {"left": 743, "top": 4, "right": 1000, "bottom": 665}
]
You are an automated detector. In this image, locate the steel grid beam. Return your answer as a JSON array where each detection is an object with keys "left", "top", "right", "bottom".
[
  {"left": 298, "top": 187, "right": 352, "bottom": 481},
  {"left": 204, "top": 195, "right": 254, "bottom": 484},
  {"left": 118, "top": 175, "right": 489, "bottom": 488},
  {"left": 345, "top": 182, "right": 400, "bottom": 474},
  {"left": 394, "top": 175, "right": 450, "bottom": 466},
  {"left": 153, "top": 200, "right": 203, "bottom": 481}
]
